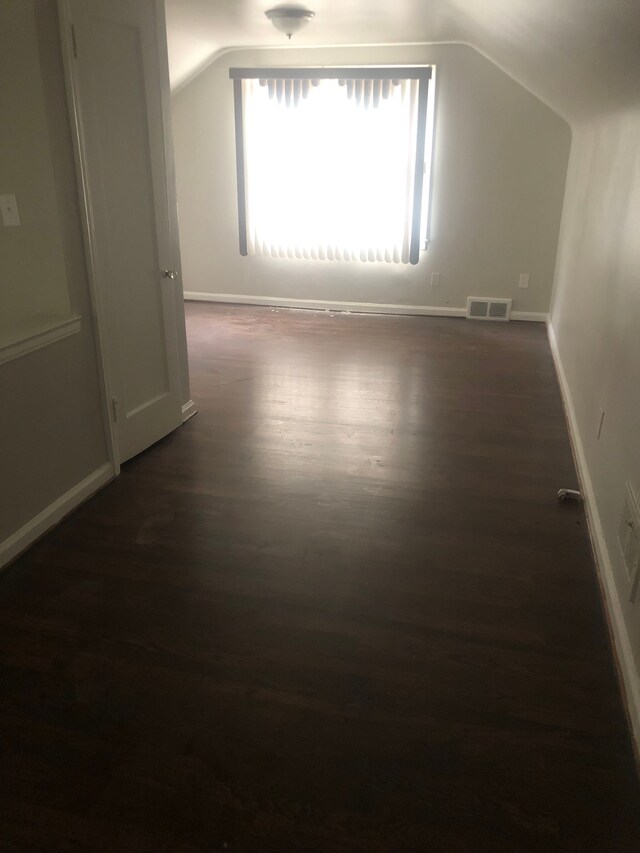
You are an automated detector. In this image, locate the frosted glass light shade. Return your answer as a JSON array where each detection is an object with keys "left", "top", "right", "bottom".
[{"left": 265, "top": 8, "right": 315, "bottom": 39}]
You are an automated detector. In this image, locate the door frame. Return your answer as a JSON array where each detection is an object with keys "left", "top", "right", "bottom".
[
  {"left": 58, "top": 0, "right": 119, "bottom": 472},
  {"left": 57, "top": 0, "right": 190, "bottom": 471}
]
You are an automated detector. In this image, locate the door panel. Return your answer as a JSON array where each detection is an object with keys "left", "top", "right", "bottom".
[{"left": 66, "top": 0, "right": 182, "bottom": 463}]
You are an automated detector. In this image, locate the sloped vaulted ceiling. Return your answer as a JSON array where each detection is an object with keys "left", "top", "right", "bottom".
[{"left": 166, "top": 0, "right": 640, "bottom": 124}]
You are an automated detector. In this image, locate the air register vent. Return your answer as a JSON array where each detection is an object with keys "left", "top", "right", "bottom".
[{"left": 466, "top": 297, "right": 512, "bottom": 321}]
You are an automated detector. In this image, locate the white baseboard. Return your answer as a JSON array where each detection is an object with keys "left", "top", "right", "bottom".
[
  {"left": 184, "top": 292, "right": 547, "bottom": 322},
  {"left": 184, "top": 291, "right": 467, "bottom": 317},
  {"left": 547, "top": 320, "right": 640, "bottom": 750},
  {"left": 0, "top": 462, "right": 115, "bottom": 570},
  {"left": 511, "top": 311, "right": 548, "bottom": 322},
  {"left": 182, "top": 399, "right": 198, "bottom": 422}
]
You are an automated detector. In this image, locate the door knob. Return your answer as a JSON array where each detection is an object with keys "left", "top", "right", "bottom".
[{"left": 163, "top": 269, "right": 178, "bottom": 279}]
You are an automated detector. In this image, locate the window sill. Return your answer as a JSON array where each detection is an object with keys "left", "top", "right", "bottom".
[{"left": 0, "top": 314, "right": 82, "bottom": 366}]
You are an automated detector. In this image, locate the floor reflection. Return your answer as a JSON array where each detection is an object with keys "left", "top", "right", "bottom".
[{"left": 252, "top": 345, "right": 425, "bottom": 488}]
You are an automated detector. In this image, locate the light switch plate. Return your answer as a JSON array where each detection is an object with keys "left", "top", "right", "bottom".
[
  {"left": 518, "top": 273, "right": 530, "bottom": 289},
  {"left": 0, "top": 194, "right": 20, "bottom": 227}
]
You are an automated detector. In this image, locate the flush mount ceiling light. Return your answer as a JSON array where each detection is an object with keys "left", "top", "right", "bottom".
[{"left": 265, "top": 7, "right": 315, "bottom": 39}]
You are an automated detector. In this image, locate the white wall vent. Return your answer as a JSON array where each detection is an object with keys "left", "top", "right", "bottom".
[
  {"left": 618, "top": 482, "right": 640, "bottom": 601},
  {"left": 466, "top": 297, "right": 512, "bottom": 321}
]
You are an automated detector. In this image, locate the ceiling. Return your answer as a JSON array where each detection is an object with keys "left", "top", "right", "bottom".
[{"left": 165, "top": 0, "right": 640, "bottom": 124}]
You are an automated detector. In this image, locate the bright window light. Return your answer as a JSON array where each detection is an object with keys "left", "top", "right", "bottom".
[{"left": 233, "top": 69, "right": 434, "bottom": 265}]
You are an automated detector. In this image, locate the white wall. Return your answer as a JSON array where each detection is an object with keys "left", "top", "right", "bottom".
[
  {"left": 172, "top": 43, "right": 570, "bottom": 315},
  {"left": 549, "top": 107, "right": 640, "bottom": 734},
  {"left": 0, "top": 0, "right": 110, "bottom": 551},
  {"left": 0, "top": 0, "right": 72, "bottom": 339}
]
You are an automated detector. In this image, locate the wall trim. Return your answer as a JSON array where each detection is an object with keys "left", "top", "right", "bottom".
[
  {"left": 182, "top": 399, "right": 198, "bottom": 422},
  {"left": 184, "top": 291, "right": 466, "bottom": 317},
  {"left": 0, "top": 463, "right": 115, "bottom": 570},
  {"left": 0, "top": 315, "right": 81, "bottom": 366},
  {"left": 511, "top": 310, "right": 548, "bottom": 322},
  {"left": 59, "top": 2, "right": 120, "bottom": 474},
  {"left": 547, "top": 320, "right": 640, "bottom": 751},
  {"left": 184, "top": 292, "right": 548, "bottom": 321}
]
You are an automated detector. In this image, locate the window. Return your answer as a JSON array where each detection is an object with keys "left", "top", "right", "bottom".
[{"left": 231, "top": 67, "right": 434, "bottom": 265}]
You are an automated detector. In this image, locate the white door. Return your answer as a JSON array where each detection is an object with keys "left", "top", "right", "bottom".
[{"left": 61, "top": 0, "right": 183, "bottom": 464}]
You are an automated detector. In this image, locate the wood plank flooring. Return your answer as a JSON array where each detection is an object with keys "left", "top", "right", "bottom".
[{"left": 1, "top": 303, "right": 639, "bottom": 852}]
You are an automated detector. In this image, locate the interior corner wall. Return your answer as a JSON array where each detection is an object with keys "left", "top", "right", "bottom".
[
  {"left": 171, "top": 43, "right": 570, "bottom": 314},
  {"left": 549, "top": 108, "right": 640, "bottom": 729},
  {"left": 0, "top": 0, "right": 110, "bottom": 549}
]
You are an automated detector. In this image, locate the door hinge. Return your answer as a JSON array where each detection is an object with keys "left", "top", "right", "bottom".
[
  {"left": 111, "top": 397, "right": 119, "bottom": 422},
  {"left": 71, "top": 24, "right": 78, "bottom": 59}
]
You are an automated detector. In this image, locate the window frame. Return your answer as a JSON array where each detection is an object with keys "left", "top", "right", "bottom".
[{"left": 230, "top": 66, "right": 433, "bottom": 265}]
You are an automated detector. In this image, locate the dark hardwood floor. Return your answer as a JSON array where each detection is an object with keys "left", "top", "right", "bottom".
[{"left": 1, "top": 303, "right": 639, "bottom": 852}]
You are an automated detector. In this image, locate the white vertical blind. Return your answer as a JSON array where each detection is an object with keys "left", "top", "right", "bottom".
[{"left": 241, "top": 76, "right": 422, "bottom": 263}]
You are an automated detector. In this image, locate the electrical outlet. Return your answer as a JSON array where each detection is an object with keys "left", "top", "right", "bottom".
[
  {"left": 518, "top": 273, "right": 529, "bottom": 289},
  {"left": 431, "top": 272, "right": 440, "bottom": 287}
]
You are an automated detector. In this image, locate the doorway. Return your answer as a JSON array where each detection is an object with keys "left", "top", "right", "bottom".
[{"left": 59, "top": 0, "right": 193, "bottom": 467}]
